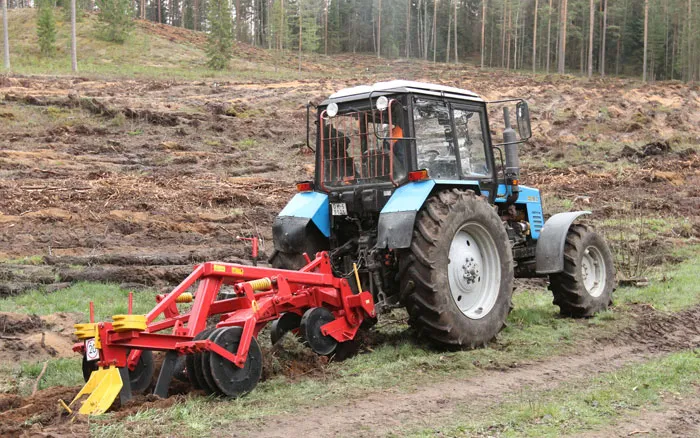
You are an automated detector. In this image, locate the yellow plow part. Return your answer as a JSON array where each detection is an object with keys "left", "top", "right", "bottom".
[{"left": 69, "top": 366, "right": 123, "bottom": 415}]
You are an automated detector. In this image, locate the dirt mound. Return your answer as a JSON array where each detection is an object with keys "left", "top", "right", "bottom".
[
  {"left": 0, "top": 313, "right": 79, "bottom": 364},
  {"left": 0, "top": 386, "right": 87, "bottom": 438},
  {"left": 620, "top": 305, "right": 700, "bottom": 352}
]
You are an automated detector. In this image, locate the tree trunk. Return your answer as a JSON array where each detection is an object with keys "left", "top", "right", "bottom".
[
  {"left": 506, "top": 1, "right": 512, "bottom": 70},
  {"left": 406, "top": 0, "right": 410, "bottom": 57},
  {"left": 532, "top": 0, "right": 538, "bottom": 72},
  {"left": 158, "top": 0, "right": 162, "bottom": 23},
  {"left": 446, "top": 4, "right": 451, "bottom": 63},
  {"left": 423, "top": 0, "right": 428, "bottom": 59},
  {"left": 194, "top": 0, "right": 199, "bottom": 30},
  {"left": 481, "top": 0, "right": 487, "bottom": 68},
  {"left": 2, "top": 0, "right": 9, "bottom": 71},
  {"left": 513, "top": 1, "right": 519, "bottom": 69},
  {"left": 600, "top": 0, "right": 607, "bottom": 76},
  {"left": 431, "top": 0, "right": 437, "bottom": 62},
  {"left": 587, "top": 0, "right": 593, "bottom": 77},
  {"left": 643, "top": 0, "right": 648, "bottom": 81},
  {"left": 71, "top": 0, "right": 77, "bottom": 73},
  {"left": 501, "top": 0, "right": 506, "bottom": 68},
  {"left": 557, "top": 0, "right": 567, "bottom": 74},
  {"left": 377, "top": 0, "right": 382, "bottom": 58},
  {"left": 687, "top": 0, "right": 692, "bottom": 81},
  {"left": 546, "top": 0, "right": 552, "bottom": 73},
  {"left": 298, "top": 4, "right": 302, "bottom": 72},
  {"left": 324, "top": 0, "right": 328, "bottom": 55},
  {"left": 236, "top": 0, "right": 241, "bottom": 40},
  {"left": 454, "top": 0, "right": 458, "bottom": 62}
]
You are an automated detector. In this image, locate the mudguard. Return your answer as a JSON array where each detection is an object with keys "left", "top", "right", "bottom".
[
  {"left": 376, "top": 180, "right": 480, "bottom": 249},
  {"left": 535, "top": 211, "right": 591, "bottom": 274},
  {"left": 273, "top": 192, "right": 330, "bottom": 253}
]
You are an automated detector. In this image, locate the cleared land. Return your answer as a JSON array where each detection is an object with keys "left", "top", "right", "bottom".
[{"left": 0, "top": 11, "right": 699, "bottom": 438}]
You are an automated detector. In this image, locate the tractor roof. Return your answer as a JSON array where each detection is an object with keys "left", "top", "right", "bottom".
[{"left": 324, "top": 80, "right": 483, "bottom": 104}]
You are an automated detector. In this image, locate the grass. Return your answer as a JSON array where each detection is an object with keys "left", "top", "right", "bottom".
[
  {"left": 0, "top": 357, "right": 83, "bottom": 396},
  {"left": 2, "top": 9, "right": 304, "bottom": 81},
  {"left": 0, "top": 282, "right": 157, "bottom": 322},
  {"left": 615, "top": 250, "right": 700, "bottom": 312},
  {"left": 412, "top": 349, "right": 700, "bottom": 437}
]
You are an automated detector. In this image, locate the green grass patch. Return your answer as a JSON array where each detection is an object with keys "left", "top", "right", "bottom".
[
  {"left": 416, "top": 350, "right": 700, "bottom": 437},
  {"left": 614, "top": 249, "right": 700, "bottom": 312},
  {"left": 3, "top": 9, "right": 306, "bottom": 81},
  {"left": 0, "top": 357, "right": 83, "bottom": 395},
  {"left": 0, "top": 282, "right": 157, "bottom": 322}
]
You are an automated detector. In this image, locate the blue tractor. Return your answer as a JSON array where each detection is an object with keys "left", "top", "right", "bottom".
[{"left": 271, "top": 81, "right": 615, "bottom": 349}]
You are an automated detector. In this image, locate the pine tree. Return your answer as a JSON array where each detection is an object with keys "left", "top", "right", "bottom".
[
  {"left": 96, "top": 0, "right": 133, "bottom": 43},
  {"left": 206, "top": 0, "right": 233, "bottom": 70},
  {"left": 2, "top": 0, "right": 9, "bottom": 70},
  {"left": 37, "top": 0, "right": 57, "bottom": 57}
]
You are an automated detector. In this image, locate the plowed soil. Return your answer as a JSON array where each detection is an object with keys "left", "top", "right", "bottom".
[{"left": 1, "top": 67, "right": 698, "bottom": 293}]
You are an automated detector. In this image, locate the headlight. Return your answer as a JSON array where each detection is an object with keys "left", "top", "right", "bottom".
[
  {"left": 376, "top": 96, "right": 389, "bottom": 111},
  {"left": 326, "top": 102, "right": 338, "bottom": 117}
]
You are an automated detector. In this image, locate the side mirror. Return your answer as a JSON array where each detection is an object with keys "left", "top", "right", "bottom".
[{"left": 516, "top": 101, "right": 532, "bottom": 140}]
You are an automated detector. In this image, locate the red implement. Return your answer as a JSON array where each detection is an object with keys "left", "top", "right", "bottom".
[{"left": 70, "top": 251, "right": 375, "bottom": 413}]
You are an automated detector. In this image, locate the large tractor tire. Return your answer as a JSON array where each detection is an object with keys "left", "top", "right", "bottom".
[
  {"left": 400, "top": 189, "right": 514, "bottom": 349},
  {"left": 269, "top": 251, "right": 308, "bottom": 270},
  {"left": 549, "top": 224, "right": 615, "bottom": 317}
]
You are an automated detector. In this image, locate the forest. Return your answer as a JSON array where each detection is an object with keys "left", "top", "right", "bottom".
[{"left": 2, "top": 0, "right": 700, "bottom": 79}]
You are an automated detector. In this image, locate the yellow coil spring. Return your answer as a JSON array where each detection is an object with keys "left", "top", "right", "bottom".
[
  {"left": 176, "top": 293, "right": 193, "bottom": 303},
  {"left": 248, "top": 277, "right": 272, "bottom": 291}
]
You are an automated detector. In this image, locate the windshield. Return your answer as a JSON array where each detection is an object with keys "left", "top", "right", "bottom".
[{"left": 318, "top": 100, "right": 408, "bottom": 190}]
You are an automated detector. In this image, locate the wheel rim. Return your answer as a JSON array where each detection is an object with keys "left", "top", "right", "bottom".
[
  {"left": 581, "top": 245, "right": 606, "bottom": 297},
  {"left": 447, "top": 222, "right": 501, "bottom": 319}
]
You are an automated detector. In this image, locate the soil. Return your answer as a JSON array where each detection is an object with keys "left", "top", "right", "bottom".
[
  {"left": 0, "top": 312, "right": 79, "bottom": 363},
  {"left": 0, "top": 64, "right": 698, "bottom": 293}
]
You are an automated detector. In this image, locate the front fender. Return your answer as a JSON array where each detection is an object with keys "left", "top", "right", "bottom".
[{"left": 535, "top": 211, "right": 591, "bottom": 274}]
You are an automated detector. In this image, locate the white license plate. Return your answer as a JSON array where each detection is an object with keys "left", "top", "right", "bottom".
[
  {"left": 331, "top": 203, "right": 348, "bottom": 216},
  {"left": 85, "top": 338, "right": 99, "bottom": 361}
]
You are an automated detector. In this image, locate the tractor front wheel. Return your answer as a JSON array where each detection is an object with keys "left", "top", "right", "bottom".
[
  {"left": 549, "top": 224, "right": 615, "bottom": 317},
  {"left": 400, "top": 189, "right": 514, "bottom": 349}
]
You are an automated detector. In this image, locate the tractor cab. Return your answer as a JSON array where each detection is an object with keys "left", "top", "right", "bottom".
[{"left": 311, "top": 81, "right": 528, "bottom": 213}]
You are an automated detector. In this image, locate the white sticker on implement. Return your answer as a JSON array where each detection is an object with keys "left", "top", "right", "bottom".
[
  {"left": 331, "top": 203, "right": 348, "bottom": 216},
  {"left": 85, "top": 338, "right": 99, "bottom": 361}
]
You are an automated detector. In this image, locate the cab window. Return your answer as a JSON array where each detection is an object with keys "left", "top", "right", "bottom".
[
  {"left": 413, "top": 99, "right": 458, "bottom": 179},
  {"left": 453, "top": 108, "right": 490, "bottom": 177}
]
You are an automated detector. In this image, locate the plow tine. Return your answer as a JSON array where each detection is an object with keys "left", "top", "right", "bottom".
[{"left": 70, "top": 366, "right": 123, "bottom": 415}]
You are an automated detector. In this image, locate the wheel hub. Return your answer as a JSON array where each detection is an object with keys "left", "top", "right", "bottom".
[
  {"left": 581, "top": 246, "right": 606, "bottom": 297},
  {"left": 461, "top": 257, "right": 481, "bottom": 285},
  {"left": 448, "top": 223, "right": 501, "bottom": 320}
]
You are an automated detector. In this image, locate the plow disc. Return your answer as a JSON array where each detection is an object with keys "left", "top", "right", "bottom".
[{"left": 66, "top": 251, "right": 375, "bottom": 415}]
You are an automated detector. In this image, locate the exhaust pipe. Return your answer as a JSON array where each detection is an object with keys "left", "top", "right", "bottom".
[{"left": 502, "top": 107, "right": 520, "bottom": 204}]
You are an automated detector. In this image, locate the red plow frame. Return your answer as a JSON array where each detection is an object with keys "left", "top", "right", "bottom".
[{"left": 69, "top": 252, "right": 375, "bottom": 414}]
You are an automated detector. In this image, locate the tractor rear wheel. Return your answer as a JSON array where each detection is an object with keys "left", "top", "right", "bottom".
[
  {"left": 400, "top": 189, "right": 514, "bottom": 349},
  {"left": 269, "top": 250, "right": 307, "bottom": 270},
  {"left": 549, "top": 224, "right": 615, "bottom": 317}
]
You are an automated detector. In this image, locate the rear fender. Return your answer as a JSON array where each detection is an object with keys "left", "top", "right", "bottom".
[
  {"left": 535, "top": 211, "right": 591, "bottom": 274},
  {"left": 273, "top": 192, "right": 330, "bottom": 253},
  {"left": 376, "top": 180, "right": 481, "bottom": 249}
]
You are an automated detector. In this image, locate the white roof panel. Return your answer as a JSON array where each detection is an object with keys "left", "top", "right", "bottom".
[{"left": 329, "top": 80, "right": 481, "bottom": 100}]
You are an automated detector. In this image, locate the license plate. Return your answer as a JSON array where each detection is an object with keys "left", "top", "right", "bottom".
[
  {"left": 331, "top": 203, "right": 348, "bottom": 216},
  {"left": 85, "top": 338, "right": 99, "bottom": 361}
]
